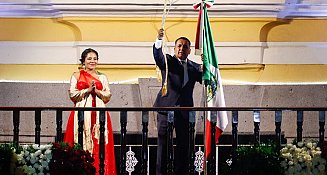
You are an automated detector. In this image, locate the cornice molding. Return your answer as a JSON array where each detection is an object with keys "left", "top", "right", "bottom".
[{"left": 0, "top": 1, "right": 326, "bottom": 18}]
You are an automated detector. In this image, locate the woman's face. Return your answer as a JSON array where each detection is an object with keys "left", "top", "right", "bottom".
[{"left": 84, "top": 52, "right": 98, "bottom": 70}]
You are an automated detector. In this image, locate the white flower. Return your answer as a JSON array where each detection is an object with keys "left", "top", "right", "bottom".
[
  {"left": 315, "top": 150, "right": 322, "bottom": 156},
  {"left": 281, "top": 147, "right": 289, "bottom": 153},
  {"left": 38, "top": 165, "right": 44, "bottom": 172},
  {"left": 295, "top": 148, "right": 302, "bottom": 153},
  {"left": 32, "top": 144, "right": 39, "bottom": 150},
  {"left": 34, "top": 150, "right": 42, "bottom": 156},
  {"left": 298, "top": 157, "right": 304, "bottom": 163},
  {"left": 280, "top": 140, "right": 325, "bottom": 175},
  {"left": 45, "top": 144, "right": 52, "bottom": 150},
  {"left": 28, "top": 165, "right": 36, "bottom": 174},
  {"left": 33, "top": 163, "right": 40, "bottom": 169},
  {"left": 15, "top": 144, "right": 53, "bottom": 174},
  {"left": 287, "top": 154, "right": 293, "bottom": 160},
  {"left": 11, "top": 147, "right": 16, "bottom": 153},
  {"left": 24, "top": 150, "right": 30, "bottom": 156},
  {"left": 282, "top": 153, "right": 291, "bottom": 159},
  {"left": 39, "top": 145, "right": 46, "bottom": 150},
  {"left": 30, "top": 158, "right": 36, "bottom": 164},
  {"left": 44, "top": 149, "right": 51, "bottom": 155},
  {"left": 306, "top": 142, "right": 313, "bottom": 149},
  {"left": 312, "top": 142, "right": 317, "bottom": 148},
  {"left": 304, "top": 154, "right": 312, "bottom": 161},
  {"left": 297, "top": 142, "right": 304, "bottom": 147},
  {"left": 303, "top": 147, "right": 308, "bottom": 152},
  {"left": 17, "top": 154, "right": 24, "bottom": 161},
  {"left": 40, "top": 160, "right": 48, "bottom": 167}
]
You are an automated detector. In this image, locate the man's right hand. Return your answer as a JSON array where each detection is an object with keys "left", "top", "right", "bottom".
[{"left": 158, "top": 28, "right": 164, "bottom": 40}]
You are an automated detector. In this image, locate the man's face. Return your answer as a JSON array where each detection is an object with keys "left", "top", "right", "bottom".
[{"left": 174, "top": 39, "right": 191, "bottom": 60}]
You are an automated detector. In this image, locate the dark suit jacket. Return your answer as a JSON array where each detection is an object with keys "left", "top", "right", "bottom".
[{"left": 153, "top": 45, "right": 202, "bottom": 118}]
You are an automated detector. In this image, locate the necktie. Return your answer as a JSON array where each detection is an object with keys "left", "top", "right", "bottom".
[{"left": 182, "top": 61, "right": 188, "bottom": 87}]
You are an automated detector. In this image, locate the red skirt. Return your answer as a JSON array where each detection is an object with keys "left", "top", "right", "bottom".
[{"left": 64, "top": 110, "right": 117, "bottom": 175}]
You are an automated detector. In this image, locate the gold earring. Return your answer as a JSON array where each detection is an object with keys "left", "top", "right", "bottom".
[{"left": 81, "top": 64, "right": 85, "bottom": 70}]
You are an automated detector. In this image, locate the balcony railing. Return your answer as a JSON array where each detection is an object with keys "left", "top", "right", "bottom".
[{"left": 0, "top": 106, "right": 326, "bottom": 175}]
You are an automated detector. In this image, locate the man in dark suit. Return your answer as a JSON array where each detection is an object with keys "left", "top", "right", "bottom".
[{"left": 153, "top": 28, "right": 202, "bottom": 175}]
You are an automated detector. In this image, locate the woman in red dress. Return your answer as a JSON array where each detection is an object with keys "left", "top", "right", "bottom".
[{"left": 64, "top": 48, "right": 117, "bottom": 175}]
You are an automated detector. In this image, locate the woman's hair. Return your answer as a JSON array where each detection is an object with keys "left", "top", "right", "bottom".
[{"left": 79, "top": 48, "right": 99, "bottom": 64}]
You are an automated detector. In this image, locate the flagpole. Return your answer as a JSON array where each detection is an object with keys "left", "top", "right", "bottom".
[
  {"left": 198, "top": 2, "right": 209, "bottom": 175},
  {"left": 203, "top": 77, "right": 208, "bottom": 175}
]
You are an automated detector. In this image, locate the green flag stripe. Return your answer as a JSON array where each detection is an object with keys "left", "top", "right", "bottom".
[{"left": 202, "top": 4, "right": 219, "bottom": 101}]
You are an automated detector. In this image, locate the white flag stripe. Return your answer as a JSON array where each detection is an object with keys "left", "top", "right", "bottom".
[{"left": 207, "top": 64, "right": 228, "bottom": 131}]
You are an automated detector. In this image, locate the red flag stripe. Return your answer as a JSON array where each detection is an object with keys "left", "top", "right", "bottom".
[
  {"left": 205, "top": 120, "right": 223, "bottom": 158},
  {"left": 194, "top": 8, "right": 202, "bottom": 53}
]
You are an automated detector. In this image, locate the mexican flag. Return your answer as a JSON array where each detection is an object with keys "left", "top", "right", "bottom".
[{"left": 194, "top": 0, "right": 228, "bottom": 159}]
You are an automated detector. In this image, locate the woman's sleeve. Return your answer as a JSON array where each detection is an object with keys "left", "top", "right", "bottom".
[
  {"left": 98, "top": 75, "right": 112, "bottom": 104},
  {"left": 69, "top": 74, "right": 88, "bottom": 103}
]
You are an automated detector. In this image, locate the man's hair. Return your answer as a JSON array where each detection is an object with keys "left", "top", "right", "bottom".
[{"left": 175, "top": 37, "right": 191, "bottom": 47}]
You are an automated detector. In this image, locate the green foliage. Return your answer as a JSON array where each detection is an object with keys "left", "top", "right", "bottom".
[
  {"left": 228, "top": 142, "right": 283, "bottom": 175},
  {"left": 53, "top": 142, "right": 83, "bottom": 151},
  {"left": 0, "top": 144, "right": 17, "bottom": 175}
]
